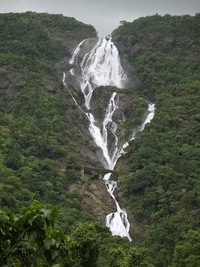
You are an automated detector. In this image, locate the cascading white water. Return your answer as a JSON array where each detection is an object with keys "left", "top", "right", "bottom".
[
  {"left": 69, "top": 39, "right": 86, "bottom": 65},
  {"left": 104, "top": 103, "right": 155, "bottom": 241},
  {"left": 65, "top": 38, "right": 155, "bottom": 241},
  {"left": 79, "top": 38, "right": 126, "bottom": 110}
]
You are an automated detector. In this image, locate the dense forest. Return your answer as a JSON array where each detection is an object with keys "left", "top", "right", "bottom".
[
  {"left": 0, "top": 11, "right": 98, "bottom": 229},
  {"left": 0, "top": 12, "right": 200, "bottom": 266},
  {"left": 113, "top": 14, "right": 200, "bottom": 267}
]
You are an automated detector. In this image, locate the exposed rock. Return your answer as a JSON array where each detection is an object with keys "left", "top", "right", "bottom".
[
  {"left": 69, "top": 176, "right": 116, "bottom": 222},
  {"left": 0, "top": 74, "right": 9, "bottom": 88},
  {"left": 78, "top": 37, "right": 99, "bottom": 61},
  {"left": 54, "top": 56, "right": 72, "bottom": 74},
  {"left": 54, "top": 37, "right": 147, "bottom": 223},
  {"left": 0, "top": 74, "right": 18, "bottom": 98}
]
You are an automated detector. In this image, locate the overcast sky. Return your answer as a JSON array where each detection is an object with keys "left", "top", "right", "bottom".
[{"left": 0, "top": 0, "right": 200, "bottom": 37}]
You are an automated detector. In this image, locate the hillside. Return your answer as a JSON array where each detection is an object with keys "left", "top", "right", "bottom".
[
  {"left": 0, "top": 12, "right": 150, "bottom": 267},
  {"left": 0, "top": 11, "right": 100, "bottom": 224},
  {"left": 0, "top": 12, "right": 200, "bottom": 267},
  {"left": 113, "top": 14, "right": 200, "bottom": 267}
]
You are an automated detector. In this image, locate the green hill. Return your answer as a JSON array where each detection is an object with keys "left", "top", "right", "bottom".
[
  {"left": 113, "top": 14, "right": 200, "bottom": 267},
  {"left": 0, "top": 12, "right": 199, "bottom": 267},
  {"left": 0, "top": 11, "right": 98, "bottom": 225}
]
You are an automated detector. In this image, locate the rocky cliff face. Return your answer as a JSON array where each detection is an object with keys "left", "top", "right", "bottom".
[
  {"left": 60, "top": 37, "right": 147, "bottom": 220},
  {"left": 62, "top": 38, "right": 146, "bottom": 166}
]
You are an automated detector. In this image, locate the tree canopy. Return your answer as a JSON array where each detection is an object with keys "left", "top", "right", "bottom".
[
  {"left": 112, "top": 14, "right": 200, "bottom": 267},
  {"left": 0, "top": 12, "right": 199, "bottom": 267}
]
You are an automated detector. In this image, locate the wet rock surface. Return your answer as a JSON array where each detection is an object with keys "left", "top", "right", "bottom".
[
  {"left": 69, "top": 176, "right": 116, "bottom": 222},
  {"left": 55, "top": 37, "right": 146, "bottom": 224}
]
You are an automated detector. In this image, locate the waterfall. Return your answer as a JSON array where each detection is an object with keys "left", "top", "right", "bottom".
[
  {"left": 64, "top": 38, "right": 155, "bottom": 241},
  {"left": 79, "top": 38, "right": 126, "bottom": 110},
  {"left": 104, "top": 103, "right": 155, "bottom": 241},
  {"left": 69, "top": 39, "right": 86, "bottom": 65}
]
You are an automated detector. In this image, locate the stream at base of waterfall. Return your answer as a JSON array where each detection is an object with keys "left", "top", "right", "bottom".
[{"left": 64, "top": 38, "right": 155, "bottom": 241}]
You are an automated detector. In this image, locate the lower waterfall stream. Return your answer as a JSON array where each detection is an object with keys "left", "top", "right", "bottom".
[{"left": 63, "top": 38, "right": 155, "bottom": 241}]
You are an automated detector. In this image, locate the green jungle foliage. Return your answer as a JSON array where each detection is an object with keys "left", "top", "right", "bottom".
[
  {"left": 0, "top": 202, "right": 154, "bottom": 267},
  {"left": 0, "top": 12, "right": 153, "bottom": 267},
  {"left": 0, "top": 11, "right": 97, "bottom": 89},
  {"left": 113, "top": 14, "right": 200, "bottom": 267},
  {"left": 0, "top": 11, "right": 200, "bottom": 267},
  {"left": 0, "top": 12, "right": 98, "bottom": 234}
]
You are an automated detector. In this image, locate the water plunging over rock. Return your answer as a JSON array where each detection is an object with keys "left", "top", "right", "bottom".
[{"left": 63, "top": 37, "right": 155, "bottom": 241}]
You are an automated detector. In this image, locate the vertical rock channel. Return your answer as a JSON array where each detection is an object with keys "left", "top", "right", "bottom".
[{"left": 63, "top": 38, "right": 155, "bottom": 241}]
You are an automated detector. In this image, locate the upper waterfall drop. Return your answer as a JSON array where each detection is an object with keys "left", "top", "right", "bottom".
[
  {"left": 79, "top": 38, "right": 127, "bottom": 109},
  {"left": 69, "top": 39, "right": 86, "bottom": 65}
]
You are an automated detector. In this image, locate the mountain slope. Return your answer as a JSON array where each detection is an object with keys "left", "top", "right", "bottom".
[
  {"left": 0, "top": 11, "right": 99, "bottom": 227},
  {"left": 112, "top": 14, "right": 200, "bottom": 267},
  {"left": 0, "top": 12, "right": 200, "bottom": 267},
  {"left": 0, "top": 11, "right": 148, "bottom": 223}
]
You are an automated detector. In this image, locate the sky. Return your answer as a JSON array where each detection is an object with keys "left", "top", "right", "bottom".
[{"left": 0, "top": 0, "right": 200, "bottom": 37}]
